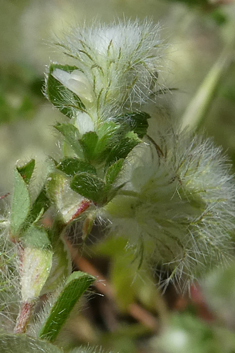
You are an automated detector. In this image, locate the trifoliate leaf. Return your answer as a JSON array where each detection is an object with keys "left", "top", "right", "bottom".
[
  {"left": 10, "top": 168, "right": 31, "bottom": 237},
  {"left": 57, "top": 158, "right": 97, "bottom": 176},
  {"left": 39, "top": 271, "right": 95, "bottom": 342},
  {"left": 17, "top": 159, "right": 35, "bottom": 184},
  {"left": 46, "top": 64, "right": 86, "bottom": 118},
  {"left": 55, "top": 123, "right": 83, "bottom": 157},
  {"left": 0, "top": 334, "right": 63, "bottom": 353},
  {"left": 114, "top": 111, "right": 151, "bottom": 138},
  {"left": 23, "top": 225, "right": 51, "bottom": 249},
  {"left": 79, "top": 132, "right": 98, "bottom": 162},
  {"left": 105, "top": 159, "right": 124, "bottom": 185},
  {"left": 71, "top": 172, "right": 106, "bottom": 203}
]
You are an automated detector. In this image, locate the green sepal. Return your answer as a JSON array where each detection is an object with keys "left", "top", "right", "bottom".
[
  {"left": 106, "top": 131, "right": 140, "bottom": 166},
  {"left": 22, "top": 225, "right": 51, "bottom": 249},
  {"left": 0, "top": 334, "right": 63, "bottom": 353},
  {"left": 79, "top": 131, "right": 98, "bottom": 162},
  {"left": 105, "top": 158, "right": 124, "bottom": 185},
  {"left": 17, "top": 159, "right": 35, "bottom": 184},
  {"left": 114, "top": 111, "right": 151, "bottom": 138},
  {"left": 39, "top": 271, "right": 95, "bottom": 342},
  {"left": 55, "top": 123, "right": 83, "bottom": 157},
  {"left": 46, "top": 63, "right": 86, "bottom": 118},
  {"left": 70, "top": 172, "right": 106, "bottom": 203},
  {"left": 56, "top": 157, "right": 97, "bottom": 177},
  {"left": 10, "top": 168, "right": 31, "bottom": 237}
]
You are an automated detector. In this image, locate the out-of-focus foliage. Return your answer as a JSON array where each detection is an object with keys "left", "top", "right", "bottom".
[
  {"left": 152, "top": 314, "right": 235, "bottom": 353},
  {"left": 202, "top": 261, "right": 235, "bottom": 329},
  {"left": 0, "top": 64, "right": 44, "bottom": 124}
]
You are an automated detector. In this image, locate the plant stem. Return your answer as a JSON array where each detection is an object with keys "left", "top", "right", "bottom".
[
  {"left": 14, "top": 301, "right": 35, "bottom": 334},
  {"left": 181, "top": 38, "right": 235, "bottom": 131}
]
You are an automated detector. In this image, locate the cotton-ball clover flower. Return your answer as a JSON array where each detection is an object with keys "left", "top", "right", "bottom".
[
  {"left": 48, "top": 20, "right": 163, "bottom": 131},
  {"left": 99, "top": 121, "right": 235, "bottom": 290}
]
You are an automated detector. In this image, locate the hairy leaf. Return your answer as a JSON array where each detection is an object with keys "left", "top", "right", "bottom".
[
  {"left": 17, "top": 159, "right": 35, "bottom": 184},
  {"left": 46, "top": 64, "right": 85, "bottom": 118},
  {"left": 79, "top": 132, "right": 98, "bottom": 162},
  {"left": 106, "top": 131, "right": 140, "bottom": 166},
  {"left": 10, "top": 168, "right": 31, "bottom": 237},
  {"left": 114, "top": 111, "right": 151, "bottom": 138},
  {"left": 23, "top": 225, "right": 51, "bottom": 249},
  {"left": 24, "top": 187, "right": 51, "bottom": 227},
  {"left": 105, "top": 159, "right": 124, "bottom": 185},
  {"left": 55, "top": 123, "right": 82, "bottom": 157},
  {"left": 39, "top": 271, "right": 95, "bottom": 342},
  {"left": 57, "top": 158, "right": 96, "bottom": 176},
  {"left": 70, "top": 173, "right": 106, "bottom": 203}
]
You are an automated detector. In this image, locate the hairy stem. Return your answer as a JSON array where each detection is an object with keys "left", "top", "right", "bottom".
[{"left": 14, "top": 301, "right": 35, "bottom": 334}]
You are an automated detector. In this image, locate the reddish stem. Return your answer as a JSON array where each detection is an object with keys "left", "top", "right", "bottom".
[{"left": 14, "top": 301, "right": 35, "bottom": 334}]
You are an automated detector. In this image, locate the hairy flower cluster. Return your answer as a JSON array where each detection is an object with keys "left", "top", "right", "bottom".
[
  {"left": 43, "top": 21, "right": 235, "bottom": 290},
  {"left": 100, "top": 121, "right": 235, "bottom": 289},
  {"left": 51, "top": 20, "right": 163, "bottom": 131}
]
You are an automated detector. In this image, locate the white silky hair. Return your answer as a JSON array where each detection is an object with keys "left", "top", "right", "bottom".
[
  {"left": 100, "top": 119, "right": 235, "bottom": 289},
  {"left": 54, "top": 20, "right": 164, "bottom": 120}
]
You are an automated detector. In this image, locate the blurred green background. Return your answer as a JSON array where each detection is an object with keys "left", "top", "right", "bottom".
[{"left": 1, "top": 1, "right": 235, "bottom": 352}]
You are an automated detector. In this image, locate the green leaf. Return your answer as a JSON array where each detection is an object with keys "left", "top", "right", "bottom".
[
  {"left": 95, "top": 122, "right": 120, "bottom": 157},
  {"left": 46, "top": 173, "right": 83, "bottom": 223},
  {"left": 39, "top": 271, "right": 95, "bottom": 342},
  {"left": 42, "top": 237, "right": 72, "bottom": 293},
  {"left": 46, "top": 64, "right": 86, "bottom": 118},
  {"left": 70, "top": 172, "right": 106, "bottom": 203},
  {"left": 57, "top": 158, "right": 97, "bottom": 176},
  {"left": 79, "top": 132, "right": 98, "bottom": 162},
  {"left": 21, "top": 247, "right": 53, "bottom": 302},
  {"left": 114, "top": 111, "right": 151, "bottom": 138},
  {"left": 22, "top": 225, "right": 51, "bottom": 249},
  {"left": 24, "top": 187, "right": 51, "bottom": 227},
  {"left": 105, "top": 159, "right": 124, "bottom": 185},
  {"left": 10, "top": 168, "right": 31, "bottom": 237},
  {"left": 17, "top": 159, "right": 35, "bottom": 184},
  {"left": 55, "top": 123, "right": 82, "bottom": 157},
  {"left": 0, "top": 334, "right": 63, "bottom": 353},
  {"left": 106, "top": 131, "right": 140, "bottom": 166}
]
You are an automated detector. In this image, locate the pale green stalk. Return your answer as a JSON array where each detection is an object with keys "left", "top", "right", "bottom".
[{"left": 181, "top": 37, "right": 235, "bottom": 131}]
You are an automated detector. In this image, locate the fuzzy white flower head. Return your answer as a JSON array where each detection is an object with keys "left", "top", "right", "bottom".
[
  {"left": 100, "top": 121, "right": 235, "bottom": 290},
  {"left": 54, "top": 20, "right": 163, "bottom": 119}
]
